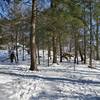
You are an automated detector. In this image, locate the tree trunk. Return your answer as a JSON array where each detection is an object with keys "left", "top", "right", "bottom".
[
  {"left": 83, "top": 4, "right": 87, "bottom": 64},
  {"left": 48, "top": 41, "right": 50, "bottom": 66},
  {"left": 95, "top": 16, "right": 99, "bottom": 60},
  {"left": 22, "top": 36, "right": 25, "bottom": 61},
  {"left": 42, "top": 40, "right": 45, "bottom": 65},
  {"left": 83, "top": 27, "right": 87, "bottom": 64},
  {"left": 15, "top": 31, "right": 18, "bottom": 63},
  {"left": 37, "top": 43, "right": 40, "bottom": 65},
  {"left": 79, "top": 44, "right": 84, "bottom": 62},
  {"left": 74, "top": 33, "right": 78, "bottom": 64},
  {"left": 69, "top": 39, "right": 72, "bottom": 52},
  {"left": 30, "top": 0, "right": 37, "bottom": 71},
  {"left": 52, "top": 33, "right": 57, "bottom": 63},
  {"left": 11, "top": 34, "right": 14, "bottom": 47},
  {"left": 89, "top": 2, "right": 93, "bottom": 68},
  {"left": 59, "top": 33, "right": 62, "bottom": 62}
]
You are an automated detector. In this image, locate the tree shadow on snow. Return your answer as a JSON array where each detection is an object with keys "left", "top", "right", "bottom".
[
  {"left": 30, "top": 91, "right": 100, "bottom": 100},
  {"left": 0, "top": 71, "right": 100, "bottom": 85}
]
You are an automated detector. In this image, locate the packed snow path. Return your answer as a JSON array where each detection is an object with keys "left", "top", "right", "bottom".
[
  {"left": 0, "top": 63, "right": 100, "bottom": 100},
  {"left": 0, "top": 50, "right": 100, "bottom": 100}
]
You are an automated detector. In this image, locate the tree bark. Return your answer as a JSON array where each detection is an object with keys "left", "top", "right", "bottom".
[
  {"left": 74, "top": 33, "right": 78, "bottom": 64},
  {"left": 79, "top": 44, "right": 84, "bottom": 62},
  {"left": 95, "top": 16, "right": 99, "bottom": 60},
  {"left": 15, "top": 31, "right": 19, "bottom": 63},
  {"left": 37, "top": 42, "right": 40, "bottom": 65},
  {"left": 83, "top": 3, "right": 87, "bottom": 64},
  {"left": 22, "top": 36, "right": 25, "bottom": 61},
  {"left": 30, "top": 0, "right": 37, "bottom": 71},
  {"left": 59, "top": 33, "right": 62, "bottom": 62},
  {"left": 89, "top": 2, "right": 93, "bottom": 68},
  {"left": 52, "top": 33, "right": 57, "bottom": 63},
  {"left": 48, "top": 40, "right": 50, "bottom": 66}
]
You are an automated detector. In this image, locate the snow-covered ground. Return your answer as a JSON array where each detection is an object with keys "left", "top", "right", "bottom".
[{"left": 0, "top": 50, "right": 100, "bottom": 100}]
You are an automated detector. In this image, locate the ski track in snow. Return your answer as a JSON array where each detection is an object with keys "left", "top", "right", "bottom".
[{"left": 0, "top": 50, "right": 100, "bottom": 100}]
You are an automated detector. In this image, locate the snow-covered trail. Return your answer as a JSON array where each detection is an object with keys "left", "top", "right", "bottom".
[
  {"left": 0, "top": 74, "right": 16, "bottom": 100},
  {"left": 0, "top": 74, "right": 99, "bottom": 100},
  {"left": 0, "top": 89, "right": 9, "bottom": 100},
  {"left": 0, "top": 62, "right": 100, "bottom": 100},
  {"left": 0, "top": 50, "right": 100, "bottom": 100}
]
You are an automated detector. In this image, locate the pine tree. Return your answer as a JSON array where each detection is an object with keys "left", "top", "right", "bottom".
[{"left": 30, "top": 0, "right": 37, "bottom": 71}]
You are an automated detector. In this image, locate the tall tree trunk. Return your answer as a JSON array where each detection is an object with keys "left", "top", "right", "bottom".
[
  {"left": 42, "top": 40, "right": 45, "bottom": 65},
  {"left": 89, "top": 2, "right": 93, "bottom": 68},
  {"left": 79, "top": 44, "right": 84, "bottom": 62},
  {"left": 95, "top": 16, "right": 99, "bottom": 60},
  {"left": 69, "top": 39, "right": 72, "bottom": 52},
  {"left": 47, "top": 36, "right": 52, "bottom": 66},
  {"left": 59, "top": 33, "right": 62, "bottom": 62},
  {"left": 83, "top": 27, "right": 87, "bottom": 64},
  {"left": 11, "top": 34, "right": 14, "bottom": 47},
  {"left": 74, "top": 33, "right": 78, "bottom": 64},
  {"left": 15, "top": 31, "right": 18, "bottom": 63},
  {"left": 37, "top": 42, "right": 40, "bottom": 65},
  {"left": 48, "top": 40, "right": 50, "bottom": 66},
  {"left": 30, "top": 0, "right": 37, "bottom": 71},
  {"left": 83, "top": 3, "right": 86, "bottom": 64},
  {"left": 22, "top": 36, "right": 25, "bottom": 61},
  {"left": 52, "top": 33, "right": 57, "bottom": 63}
]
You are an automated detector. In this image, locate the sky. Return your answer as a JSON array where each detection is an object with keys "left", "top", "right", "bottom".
[
  {"left": 0, "top": 0, "right": 50, "bottom": 19},
  {"left": 0, "top": 0, "right": 10, "bottom": 19}
]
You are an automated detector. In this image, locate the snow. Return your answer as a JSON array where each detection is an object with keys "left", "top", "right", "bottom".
[{"left": 0, "top": 50, "right": 100, "bottom": 100}]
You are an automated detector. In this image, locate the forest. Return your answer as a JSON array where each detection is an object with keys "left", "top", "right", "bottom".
[{"left": 0, "top": 0, "right": 100, "bottom": 100}]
